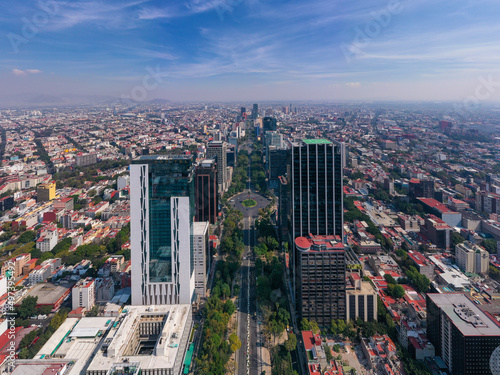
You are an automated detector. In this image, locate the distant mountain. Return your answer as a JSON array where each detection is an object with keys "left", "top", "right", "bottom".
[{"left": 0, "top": 93, "right": 171, "bottom": 108}]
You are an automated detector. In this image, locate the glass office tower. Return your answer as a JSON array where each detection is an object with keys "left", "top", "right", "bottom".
[
  {"left": 131, "top": 155, "right": 195, "bottom": 305},
  {"left": 289, "top": 139, "right": 344, "bottom": 310}
]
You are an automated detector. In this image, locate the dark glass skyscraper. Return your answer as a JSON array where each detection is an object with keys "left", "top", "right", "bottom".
[
  {"left": 291, "top": 139, "right": 343, "bottom": 239},
  {"left": 206, "top": 141, "right": 227, "bottom": 193},
  {"left": 252, "top": 103, "right": 259, "bottom": 119},
  {"left": 289, "top": 139, "right": 344, "bottom": 313},
  {"left": 262, "top": 117, "right": 277, "bottom": 133},
  {"left": 194, "top": 158, "right": 218, "bottom": 224}
]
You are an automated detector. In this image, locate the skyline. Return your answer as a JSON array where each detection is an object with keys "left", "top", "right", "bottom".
[{"left": 3, "top": 0, "right": 500, "bottom": 104}]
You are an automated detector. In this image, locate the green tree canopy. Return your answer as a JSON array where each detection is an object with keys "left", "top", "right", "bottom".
[
  {"left": 18, "top": 296, "right": 38, "bottom": 319},
  {"left": 285, "top": 333, "right": 297, "bottom": 352},
  {"left": 229, "top": 333, "right": 241, "bottom": 352},
  {"left": 18, "top": 230, "right": 35, "bottom": 244}
]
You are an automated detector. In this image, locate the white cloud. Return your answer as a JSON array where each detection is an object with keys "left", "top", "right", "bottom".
[
  {"left": 12, "top": 69, "right": 26, "bottom": 76},
  {"left": 12, "top": 69, "right": 42, "bottom": 76},
  {"left": 138, "top": 8, "right": 175, "bottom": 20},
  {"left": 346, "top": 82, "right": 361, "bottom": 87}
]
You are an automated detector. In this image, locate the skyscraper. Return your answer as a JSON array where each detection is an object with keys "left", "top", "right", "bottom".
[
  {"left": 295, "top": 235, "right": 346, "bottom": 325},
  {"left": 194, "top": 158, "right": 219, "bottom": 224},
  {"left": 262, "top": 117, "right": 277, "bottom": 133},
  {"left": 130, "top": 155, "right": 195, "bottom": 305},
  {"left": 206, "top": 141, "right": 227, "bottom": 193},
  {"left": 291, "top": 139, "right": 344, "bottom": 240},
  {"left": 193, "top": 221, "right": 210, "bottom": 298},
  {"left": 252, "top": 103, "right": 259, "bottom": 119},
  {"left": 290, "top": 139, "right": 344, "bottom": 312}
]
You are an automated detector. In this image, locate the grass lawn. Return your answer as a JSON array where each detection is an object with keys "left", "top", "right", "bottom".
[{"left": 242, "top": 199, "right": 257, "bottom": 208}]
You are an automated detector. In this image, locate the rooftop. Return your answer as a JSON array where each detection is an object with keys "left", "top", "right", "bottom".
[
  {"left": 428, "top": 293, "right": 500, "bottom": 336},
  {"left": 407, "top": 251, "right": 430, "bottom": 267},
  {"left": 346, "top": 280, "right": 377, "bottom": 296},
  {"left": 193, "top": 221, "right": 209, "bottom": 235},
  {"left": 87, "top": 304, "right": 191, "bottom": 372},
  {"left": 295, "top": 235, "right": 344, "bottom": 252},
  {"left": 12, "top": 362, "right": 70, "bottom": 375},
  {"left": 24, "top": 282, "right": 72, "bottom": 305},
  {"left": 418, "top": 198, "right": 457, "bottom": 214},
  {"left": 132, "top": 154, "right": 193, "bottom": 163},
  {"left": 303, "top": 138, "right": 331, "bottom": 145}
]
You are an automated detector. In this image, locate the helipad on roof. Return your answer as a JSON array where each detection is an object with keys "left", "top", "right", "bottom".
[{"left": 302, "top": 139, "right": 331, "bottom": 144}]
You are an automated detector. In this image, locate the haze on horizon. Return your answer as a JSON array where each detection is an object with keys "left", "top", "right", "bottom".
[{"left": 2, "top": 0, "right": 500, "bottom": 105}]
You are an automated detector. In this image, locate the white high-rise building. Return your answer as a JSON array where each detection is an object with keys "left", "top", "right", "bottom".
[
  {"left": 193, "top": 221, "right": 210, "bottom": 298},
  {"left": 130, "top": 155, "right": 195, "bottom": 306},
  {"left": 455, "top": 241, "right": 489, "bottom": 275},
  {"left": 72, "top": 277, "right": 95, "bottom": 311}
]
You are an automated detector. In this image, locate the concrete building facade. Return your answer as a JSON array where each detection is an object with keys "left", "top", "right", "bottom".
[
  {"left": 295, "top": 235, "right": 346, "bottom": 326},
  {"left": 193, "top": 221, "right": 210, "bottom": 298},
  {"left": 72, "top": 277, "right": 95, "bottom": 311},
  {"left": 455, "top": 241, "right": 489, "bottom": 275}
]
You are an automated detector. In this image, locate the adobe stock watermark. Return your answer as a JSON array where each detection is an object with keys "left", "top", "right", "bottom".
[
  {"left": 453, "top": 75, "right": 500, "bottom": 116},
  {"left": 120, "top": 65, "right": 169, "bottom": 102},
  {"left": 340, "top": 0, "right": 403, "bottom": 63},
  {"left": 7, "top": 1, "right": 60, "bottom": 53},
  {"left": 4, "top": 262, "right": 17, "bottom": 368}
]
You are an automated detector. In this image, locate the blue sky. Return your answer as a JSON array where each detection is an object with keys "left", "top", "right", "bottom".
[{"left": 2, "top": 0, "right": 500, "bottom": 102}]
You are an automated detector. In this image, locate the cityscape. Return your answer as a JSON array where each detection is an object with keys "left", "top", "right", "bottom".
[{"left": 2, "top": 1, "right": 500, "bottom": 375}]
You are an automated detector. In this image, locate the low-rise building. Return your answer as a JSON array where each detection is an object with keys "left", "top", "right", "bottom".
[
  {"left": 361, "top": 334, "right": 397, "bottom": 369},
  {"left": 76, "top": 153, "right": 97, "bottom": 167},
  {"left": 106, "top": 255, "right": 124, "bottom": 273},
  {"left": 17, "top": 282, "right": 71, "bottom": 311},
  {"left": 345, "top": 273, "right": 377, "bottom": 322},
  {"left": 1, "top": 253, "right": 31, "bottom": 277},
  {"left": 86, "top": 304, "right": 193, "bottom": 375},
  {"left": 397, "top": 214, "right": 420, "bottom": 232},
  {"left": 407, "top": 251, "right": 435, "bottom": 278},
  {"left": 29, "top": 264, "right": 52, "bottom": 284},
  {"left": 95, "top": 277, "right": 115, "bottom": 302},
  {"left": 53, "top": 197, "right": 74, "bottom": 211},
  {"left": 36, "top": 225, "right": 58, "bottom": 253}
]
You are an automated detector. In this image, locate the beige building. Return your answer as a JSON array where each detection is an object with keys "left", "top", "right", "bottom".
[
  {"left": 346, "top": 273, "right": 378, "bottom": 322},
  {"left": 1, "top": 253, "right": 31, "bottom": 278},
  {"left": 455, "top": 241, "right": 489, "bottom": 275}
]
